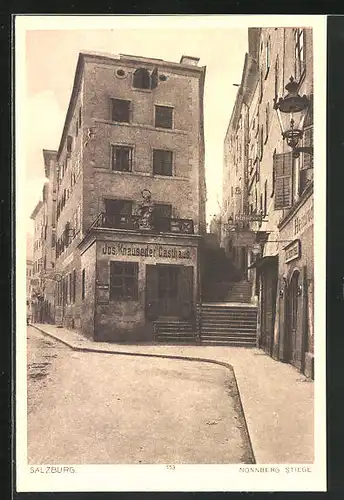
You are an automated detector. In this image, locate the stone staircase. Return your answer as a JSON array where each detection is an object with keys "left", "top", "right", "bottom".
[
  {"left": 226, "top": 280, "right": 252, "bottom": 303},
  {"left": 199, "top": 303, "right": 257, "bottom": 346},
  {"left": 153, "top": 319, "right": 196, "bottom": 344}
]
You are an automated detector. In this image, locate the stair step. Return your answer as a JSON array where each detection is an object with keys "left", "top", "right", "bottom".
[
  {"left": 201, "top": 340, "right": 256, "bottom": 347},
  {"left": 201, "top": 336, "right": 256, "bottom": 342}
]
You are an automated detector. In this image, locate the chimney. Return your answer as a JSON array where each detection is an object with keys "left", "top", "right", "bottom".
[{"left": 179, "top": 55, "right": 200, "bottom": 66}]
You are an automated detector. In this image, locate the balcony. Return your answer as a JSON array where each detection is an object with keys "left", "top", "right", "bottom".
[{"left": 89, "top": 212, "right": 194, "bottom": 235}]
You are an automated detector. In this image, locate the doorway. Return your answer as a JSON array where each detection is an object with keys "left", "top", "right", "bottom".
[
  {"left": 285, "top": 270, "right": 300, "bottom": 364},
  {"left": 146, "top": 264, "right": 193, "bottom": 319},
  {"left": 157, "top": 266, "right": 180, "bottom": 316}
]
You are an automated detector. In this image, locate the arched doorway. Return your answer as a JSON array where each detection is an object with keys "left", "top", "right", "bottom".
[{"left": 285, "top": 270, "right": 300, "bottom": 364}]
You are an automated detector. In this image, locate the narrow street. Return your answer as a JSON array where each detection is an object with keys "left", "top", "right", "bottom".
[{"left": 27, "top": 327, "right": 254, "bottom": 464}]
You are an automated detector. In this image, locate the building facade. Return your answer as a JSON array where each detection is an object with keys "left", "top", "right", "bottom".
[
  {"left": 221, "top": 27, "right": 314, "bottom": 378},
  {"left": 51, "top": 51, "right": 206, "bottom": 341}
]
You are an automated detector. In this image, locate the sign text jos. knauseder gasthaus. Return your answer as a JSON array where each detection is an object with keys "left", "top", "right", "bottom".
[{"left": 101, "top": 243, "right": 192, "bottom": 260}]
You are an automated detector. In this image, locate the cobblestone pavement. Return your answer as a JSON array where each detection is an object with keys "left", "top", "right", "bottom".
[{"left": 27, "top": 327, "right": 254, "bottom": 465}]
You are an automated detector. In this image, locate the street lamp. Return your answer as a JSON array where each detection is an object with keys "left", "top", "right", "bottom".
[{"left": 274, "top": 76, "right": 313, "bottom": 159}]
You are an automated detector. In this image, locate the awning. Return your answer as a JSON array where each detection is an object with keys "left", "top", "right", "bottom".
[{"left": 248, "top": 255, "right": 278, "bottom": 270}]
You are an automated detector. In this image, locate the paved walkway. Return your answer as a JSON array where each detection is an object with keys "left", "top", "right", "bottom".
[{"left": 30, "top": 323, "right": 314, "bottom": 464}]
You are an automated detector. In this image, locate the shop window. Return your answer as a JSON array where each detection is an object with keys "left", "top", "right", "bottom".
[
  {"left": 155, "top": 105, "right": 173, "bottom": 129},
  {"left": 153, "top": 149, "right": 173, "bottom": 176},
  {"left": 111, "top": 98, "right": 131, "bottom": 123},
  {"left": 81, "top": 269, "right": 85, "bottom": 300},
  {"left": 294, "top": 29, "right": 305, "bottom": 82},
  {"left": 111, "top": 145, "right": 133, "bottom": 172},
  {"left": 110, "top": 262, "right": 138, "bottom": 301}
]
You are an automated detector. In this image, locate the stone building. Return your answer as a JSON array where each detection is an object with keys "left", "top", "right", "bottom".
[
  {"left": 29, "top": 150, "right": 58, "bottom": 323},
  {"left": 221, "top": 27, "right": 314, "bottom": 377},
  {"left": 52, "top": 51, "right": 206, "bottom": 341}
]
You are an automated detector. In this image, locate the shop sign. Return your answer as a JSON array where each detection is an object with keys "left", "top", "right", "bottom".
[
  {"left": 101, "top": 243, "right": 192, "bottom": 260},
  {"left": 293, "top": 201, "right": 313, "bottom": 238},
  {"left": 96, "top": 284, "right": 110, "bottom": 304},
  {"left": 232, "top": 231, "right": 256, "bottom": 247},
  {"left": 285, "top": 239, "right": 301, "bottom": 263}
]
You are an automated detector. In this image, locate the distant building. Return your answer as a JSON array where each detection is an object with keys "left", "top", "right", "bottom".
[
  {"left": 46, "top": 51, "right": 207, "bottom": 340},
  {"left": 30, "top": 150, "right": 58, "bottom": 323},
  {"left": 221, "top": 28, "right": 314, "bottom": 378},
  {"left": 26, "top": 233, "right": 33, "bottom": 321}
]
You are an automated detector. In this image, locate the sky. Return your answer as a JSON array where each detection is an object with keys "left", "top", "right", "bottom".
[{"left": 25, "top": 27, "right": 248, "bottom": 232}]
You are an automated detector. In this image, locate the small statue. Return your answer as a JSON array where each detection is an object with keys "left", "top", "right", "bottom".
[{"left": 138, "top": 189, "right": 154, "bottom": 230}]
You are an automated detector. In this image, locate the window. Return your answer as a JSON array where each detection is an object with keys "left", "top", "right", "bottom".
[
  {"left": 133, "top": 68, "right": 150, "bottom": 89},
  {"left": 259, "top": 71, "right": 263, "bottom": 103},
  {"left": 265, "top": 103, "right": 270, "bottom": 143},
  {"left": 111, "top": 99, "right": 131, "bottom": 123},
  {"left": 72, "top": 269, "right": 76, "bottom": 304},
  {"left": 260, "top": 126, "right": 264, "bottom": 160},
  {"left": 274, "top": 152, "right": 293, "bottom": 210},
  {"left": 68, "top": 273, "right": 72, "bottom": 304},
  {"left": 153, "top": 149, "right": 173, "bottom": 176},
  {"left": 110, "top": 262, "right": 138, "bottom": 301},
  {"left": 132, "top": 67, "right": 158, "bottom": 90},
  {"left": 111, "top": 145, "right": 133, "bottom": 172},
  {"left": 153, "top": 204, "right": 172, "bottom": 219},
  {"left": 105, "top": 199, "right": 132, "bottom": 216},
  {"left": 264, "top": 180, "right": 268, "bottom": 215},
  {"left": 299, "top": 126, "right": 314, "bottom": 194},
  {"left": 67, "top": 135, "right": 73, "bottom": 153},
  {"left": 265, "top": 36, "right": 271, "bottom": 78},
  {"left": 81, "top": 269, "right": 85, "bottom": 300},
  {"left": 274, "top": 55, "right": 280, "bottom": 104},
  {"left": 155, "top": 105, "right": 173, "bottom": 129},
  {"left": 295, "top": 29, "right": 305, "bottom": 82}
]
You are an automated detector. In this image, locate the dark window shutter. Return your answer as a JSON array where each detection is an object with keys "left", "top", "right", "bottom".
[
  {"left": 302, "top": 127, "right": 313, "bottom": 171},
  {"left": 178, "top": 266, "right": 194, "bottom": 319},
  {"left": 274, "top": 152, "right": 293, "bottom": 210},
  {"left": 145, "top": 265, "right": 159, "bottom": 320},
  {"left": 151, "top": 68, "right": 158, "bottom": 89}
]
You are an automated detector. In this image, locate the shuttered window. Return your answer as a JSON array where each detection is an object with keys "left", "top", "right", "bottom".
[
  {"left": 302, "top": 127, "right": 314, "bottom": 171},
  {"left": 274, "top": 152, "right": 293, "bottom": 210},
  {"left": 300, "top": 126, "right": 314, "bottom": 194}
]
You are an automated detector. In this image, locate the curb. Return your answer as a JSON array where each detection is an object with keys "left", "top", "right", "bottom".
[{"left": 31, "top": 324, "right": 256, "bottom": 464}]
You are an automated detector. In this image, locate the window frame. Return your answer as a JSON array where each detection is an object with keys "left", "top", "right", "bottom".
[
  {"left": 265, "top": 35, "right": 271, "bottom": 79},
  {"left": 111, "top": 144, "right": 134, "bottom": 172},
  {"left": 81, "top": 269, "right": 85, "bottom": 300},
  {"left": 152, "top": 148, "right": 174, "bottom": 176},
  {"left": 155, "top": 105, "right": 173, "bottom": 129},
  {"left": 294, "top": 28, "right": 306, "bottom": 83},
  {"left": 111, "top": 98, "right": 131, "bottom": 124},
  {"left": 110, "top": 261, "right": 139, "bottom": 301}
]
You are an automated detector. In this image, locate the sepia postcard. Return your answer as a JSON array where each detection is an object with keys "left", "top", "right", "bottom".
[{"left": 15, "top": 14, "right": 327, "bottom": 492}]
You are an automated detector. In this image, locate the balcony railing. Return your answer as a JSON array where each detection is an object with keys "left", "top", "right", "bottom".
[{"left": 89, "top": 212, "right": 194, "bottom": 235}]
